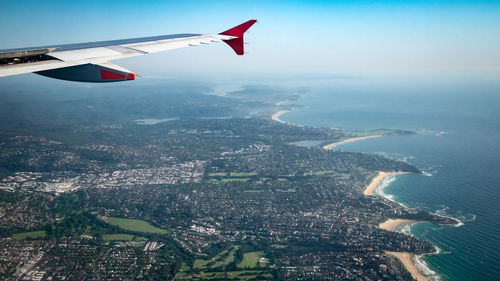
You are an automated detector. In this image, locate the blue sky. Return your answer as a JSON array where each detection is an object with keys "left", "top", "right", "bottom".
[{"left": 1, "top": 0, "right": 500, "bottom": 78}]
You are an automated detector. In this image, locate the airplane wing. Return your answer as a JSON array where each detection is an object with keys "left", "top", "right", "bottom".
[{"left": 0, "top": 20, "right": 256, "bottom": 82}]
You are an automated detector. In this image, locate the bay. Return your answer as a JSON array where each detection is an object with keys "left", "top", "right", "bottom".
[{"left": 279, "top": 76, "right": 500, "bottom": 281}]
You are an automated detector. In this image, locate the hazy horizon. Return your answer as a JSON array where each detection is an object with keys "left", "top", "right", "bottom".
[{"left": 2, "top": 0, "right": 500, "bottom": 80}]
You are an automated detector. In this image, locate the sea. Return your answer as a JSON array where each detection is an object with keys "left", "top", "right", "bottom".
[{"left": 276, "top": 74, "right": 500, "bottom": 281}]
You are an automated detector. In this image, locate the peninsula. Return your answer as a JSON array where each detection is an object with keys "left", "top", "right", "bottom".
[{"left": 361, "top": 169, "right": 458, "bottom": 281}]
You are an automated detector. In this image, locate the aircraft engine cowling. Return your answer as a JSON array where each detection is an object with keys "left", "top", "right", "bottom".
[{"left": 35, "top": 63, "right": 135, "bottom": 82}]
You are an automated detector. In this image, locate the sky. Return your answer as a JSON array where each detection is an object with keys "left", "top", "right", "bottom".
[{"left": 1, "top": 0, "right": 500, "bottom": 79}]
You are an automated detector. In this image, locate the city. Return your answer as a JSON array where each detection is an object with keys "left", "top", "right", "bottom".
[{"left": 0, "top": 87, "right": 455, "bottom": 280}]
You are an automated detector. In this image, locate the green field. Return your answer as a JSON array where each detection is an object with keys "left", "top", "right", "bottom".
[
  {"left": 102, "top": 233, "right": 134, "bottom": 241},
  {"left": 193, "top": 245, "right": 239, "bottom": 269},
  {"left": 208, "top": 172, "right": 227, "bottom": 177},
  {"left": 304, "top": 170, "right": 335, "bottom": 176},
  {"left": 175, "top": 270, "right": 272, "bottom": 280},
  {"left": 229, "top": 172, "right": 257, "bottom": 177},
  {"left": 12, "top": 230, "right": 47, "bottom": 240},
  {"left": 176, "top": 247, "right": 272, "bottom": 280},
  {"left": 237, "top": 251, "right": 267, "bottom": 268},
  {"left": 221, "top": 178, "right": 250, "bottom": 183},
  {"left": 208, "top": 172, "right": 257, "bottom": 177},
  {"left": 103, "top": 217, "right": 169, "bottom": 235}
]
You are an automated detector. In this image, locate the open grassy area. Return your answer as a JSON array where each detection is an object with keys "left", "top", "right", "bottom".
[
  {"left": 304, "top": 170, "right": 335, "bottom": 176},
  {"left": 103, "top": 217, "right": 169, "bottom": 235},
  {"left": 12, "top": 230, "right": 47, "bottom": 240},
  {"left": 179, "top": 263, "right": 191, "bottom": 272},
  {"left": 208, "top": 172, "right": 257, "bottom": 178},
  {"left": 237, "top": 251, "right": 267, "bottom": 268},
  {"left": 176, "top": 247, "right": 272, "bottom": 280},
  {"left": 193, "top": 245, "right": 239, "bottom": 269},
  {"left": 175, "top": 270, "right": 272, "bottom": 280},
  {"left": 229, "top": 172, "right": 257, "bottom": 177},
  {"left": 356, "top": 167, "right": 376, "bottom": 183},
  {"left": 208, "top": 172, "right": 227, "bottom": 177},
  {"left": 221, "top": 178, "right": 250, "bottom": 183},
  {"left": 102, "top": 233, "right": 135, "bottom": 241}
]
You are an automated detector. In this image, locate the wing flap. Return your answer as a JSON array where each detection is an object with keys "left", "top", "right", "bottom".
[
  {"left": 0, "top": 48, "right": 56, "bottom": 59},
  {"left": 0, "top": 60, "right": 79, "bottom": 77},
  {"left": 48, "top": 47, "right": 123, "bottom": 61}
]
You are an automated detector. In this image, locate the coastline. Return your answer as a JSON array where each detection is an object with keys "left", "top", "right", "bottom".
[
  {"left": 363, "top": 173, "right": 430, "bottom": 281},
  {"left": 363, "top": 171, "right": 408, "bottom": 196},
  {"left": 271, "top": 110, "right": 291, "bottom": 123},
  {"left": 378, "top": 218, "right": 418, "bottom": 232},
  {"left": 322, "top": 135, "right": 381, "bottom": 150},
  {"left": 272, "top": 106, "right": 443, "bottom": 281},
  {"left": 386, "top": 251, "right": 430, "bottom": 281}
]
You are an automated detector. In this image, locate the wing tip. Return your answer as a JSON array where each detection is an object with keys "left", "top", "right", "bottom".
[
  {"left": 219, "top": 20, "right": 257, "bottom": 37},
  {"left": 219, "top": 20, "right": 257, "bottom": 55}
]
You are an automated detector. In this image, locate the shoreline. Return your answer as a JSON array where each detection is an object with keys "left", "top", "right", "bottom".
[
  {"left": 386, "top": 251, "right": 430, "bottom": 281},
  {"left": 271, "top": 105, "right": 441, "bottom": 281},
  {"left": 363, "top": 171, "right": 408, "bottom": 196},
  {"left": 363, "top": 173, "right": 431, "bottom": 281},
  {"left": 379, "top": 219, "right": 430, "bottom": 281},
  {"left": 378, "top": 218, "right": 419, "bottom": 232},
  {"left": 271, "top": 110, "right": 291, "bottom": 124},
  {"left": 322, "top": 135, "right": 381, "bottom": 150}
]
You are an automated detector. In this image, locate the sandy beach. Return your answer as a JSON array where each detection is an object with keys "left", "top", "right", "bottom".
[
  {"left": 271, "top": 110, "right": 291, "bottom": 123},
  {"left": 322, "top": 135, "right": 381, "bottom": 150},
  {"left": 379, "top": 218, "right": 418, "bottom": 231},
  {"left": 363, "top": 171, "right": 408, "bottom": 196},
  {"left": 377, "top": 211, "right": 427, "bottom": 280},
  {"left": 363, "top": 172, "right": 428, "bottom": 280},
  {"left": 386, "top": 251, "right": 430, "bottom": 281}
]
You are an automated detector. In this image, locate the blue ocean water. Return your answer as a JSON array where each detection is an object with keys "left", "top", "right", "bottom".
[{"left": 279, "top": 76, "right": 500, "bottom": 281}]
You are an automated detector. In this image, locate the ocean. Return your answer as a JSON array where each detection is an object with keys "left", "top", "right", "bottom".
[{"left": 278, "top": 75, "right": 500, "bottom": 281}]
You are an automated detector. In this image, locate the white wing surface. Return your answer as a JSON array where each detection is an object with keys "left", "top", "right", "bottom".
[{"left": 0, "top": 20, "right": 256, "bottom": 82}]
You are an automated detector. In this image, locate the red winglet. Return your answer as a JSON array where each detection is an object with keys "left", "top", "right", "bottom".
[{"left": 219, "top": 20, "right": 257, "bottom": 55}]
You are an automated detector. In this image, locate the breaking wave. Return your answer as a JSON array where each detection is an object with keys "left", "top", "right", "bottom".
[
  {"left": 374, "top": 176, "right": 397, "bottom": 202},
  {"left": 373, "top": 175, "right": 411, "bottom": 208},
  {"left": 434, "top": 207, "right": 476, "bottom": 228},
  {"left": 414, "top": 254, "right": 442, "bottom": 281},
  {"left": 416, "top": 129, "right": 448, "bottom": 136},
  {"left": 374, "top": 151, "right": 415, "bottom": 163},
  {"left": 421, "top": 164, "right": 442, "bottom": 177}
]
